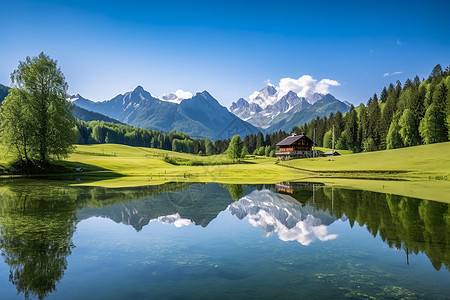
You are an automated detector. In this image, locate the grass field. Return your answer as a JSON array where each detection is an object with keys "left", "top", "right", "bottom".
[
  {"left": 280, "top": 142, "right": 450, "bottom": 181},
  {"left": 1, "top": 142, "right": 449, "bottom": 203}
]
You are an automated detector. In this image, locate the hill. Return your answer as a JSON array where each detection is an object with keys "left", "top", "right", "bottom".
[{"left": 72, "top": 105, "right": 122, "bottom": 123}]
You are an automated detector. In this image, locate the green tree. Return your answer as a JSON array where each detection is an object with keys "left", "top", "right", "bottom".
[
  {"left": 4, "top": 53, "right": 76, "bottom": 163},
  {"left": 419, "top": 103, "right": 448, "bottom": 144},
  {"left": 0, "top": 89, "right": 33, "bottom": 163},
  {"left": 240, "top": 145, "right": 249, "bottom": 158},
  {"left": 323, "top": 130, "right": 332, "bottom": 148},
  {"left": 398, "top": 109, "right": 420, "bottom": 147},
  {"left": 226, "top": 134, "right": 244, "bottom": 161},
  {"left": 205, "top": 138, "right": 213, "bottom": 155},
  {"left": 386, "top": 116, "right": 403, "bottom": 149}
]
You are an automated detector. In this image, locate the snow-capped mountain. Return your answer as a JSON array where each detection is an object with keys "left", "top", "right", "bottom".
[
  {"left": 71, "top": 86, "right": 260, "bottom": 140},
  {"left": 229, "top": 84, "right": 350, "bottom": 131}
]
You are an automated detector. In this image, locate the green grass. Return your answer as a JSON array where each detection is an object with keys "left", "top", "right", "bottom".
[
  {"left": 280, "top": 142, "right": 450, "bottom": 180},
  {"left": 1, "top": 142, "right": 450, "bottom": 203},
  {"left": 62, "top": 144, "right": 307, "bottom": 187}
]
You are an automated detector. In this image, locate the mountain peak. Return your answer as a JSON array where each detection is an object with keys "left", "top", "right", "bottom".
[{"left": 134, "top": 85, "right": 144, "bottom": 92}]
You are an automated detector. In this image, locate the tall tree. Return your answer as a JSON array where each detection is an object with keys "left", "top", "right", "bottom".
[
  {"left": 226, "top": 135, "right": 244, "bottom": 161},
  {"left": 419, "top": 103, "right": 447, "bottom": 144},
  {"left": 7, "top": 53, "right": 76, "bottom": 162},
  {"left": 398, "top": 109, "right": 420, "bottom": 147},
  {"left": 205, "top": 138, "right": 213, "bottom": 155},
  {"left": 386, "top": 116, "right": 403, "bottom": 149}
]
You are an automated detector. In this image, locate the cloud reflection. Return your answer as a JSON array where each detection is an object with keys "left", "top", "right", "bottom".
[{"left": 229, "top": 189, "right": 338, "bottom": 245}]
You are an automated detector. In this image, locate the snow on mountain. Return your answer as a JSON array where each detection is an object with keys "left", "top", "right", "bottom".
[
  {"left": 229, "top": 75, "right": 348, "bottom": 131},
  {"left": 248, "top": 83, "right": 278, "bottom": 109}
]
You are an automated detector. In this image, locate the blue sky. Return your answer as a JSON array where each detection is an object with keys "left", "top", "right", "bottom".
[{"left": 1, "top": 0, "right": 449, "bottom": 106}]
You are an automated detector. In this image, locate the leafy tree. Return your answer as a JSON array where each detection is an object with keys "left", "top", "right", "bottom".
[
  {"left": 398, "top": 109, "right": 420, "bottom": 146},
  {"left": 0, "top": 89, "right": 33, "bottom": 162},
  {"left": 241, "top": 145, "right": 249, "bottom": 158},
  {"left": 386, "top": 116, "right": 403, "bottom": 149},
  {"left": 205, "top": 138, "right": 213, "bottom": 155},
  {"left": 226, "top": 134, "right": 244, "bottom": 161},
  {"left": 323, "top": 130, "right": 332, "bottom": 148},
  {"left": 419, "top": 103, "right": 447, "bottom": 144},
  {"left": 3, "top": 53, "right": 76, "bottom": 163},
  {"left": 264, "top": 145, "right": 271, "bottom": 157}
]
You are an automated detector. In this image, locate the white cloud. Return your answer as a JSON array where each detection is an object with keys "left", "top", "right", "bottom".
[
  {"left": 277, "top": 75, "right": 340, "bottom": 100},
  {"left": 174, "top": 89, "right": 193, "bottom": 100},
  {"left": 246, "top": 75, "right": 340, "bottom": 109},
  {"left": 383, "top": 71, "right": 402, "bottom": 77}
]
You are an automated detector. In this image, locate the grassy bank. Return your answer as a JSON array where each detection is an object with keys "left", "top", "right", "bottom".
[
  {"left": 1, "top": 142, "right": 449, "bottom": 203},
  {"left": 279, "top": 142, "right": 450, "bottom": 181}
]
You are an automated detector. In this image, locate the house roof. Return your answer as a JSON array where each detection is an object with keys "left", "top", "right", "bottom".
[
  {"left": 324, "top": 150, "right": 340, "bottom": 156},
  {"left": 276, "top": 133, "right": 313, "bottom": 146}
]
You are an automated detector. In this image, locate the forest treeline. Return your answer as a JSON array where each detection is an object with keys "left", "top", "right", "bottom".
[
  {"left": 75, "top": 120, "right": 289, "bottom": 156},
  {"left": 293, "top": 64, "right": 450, "bottom": 152}
]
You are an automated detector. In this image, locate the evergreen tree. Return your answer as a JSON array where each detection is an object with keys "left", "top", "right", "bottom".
[
  {"left": 255, "top": 132, "right": 264, "bottom": 149},
  {"left": 367, "top": 95, "right": 382, "bottom": 150},
  {"left": 419, "top": 103, "right": 447, "bottom": 144},
  {"left": 429, "top": 64, "right": 443, "bottom": 81}
]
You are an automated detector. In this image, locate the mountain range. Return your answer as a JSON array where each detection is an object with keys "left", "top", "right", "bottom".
[
  {"left": 70, "top": 86, "right": 260, "bottom": 140},
  {"left": 229, "top": 84, "right": 350, "bottom": 132},
  {"left": 0, "top": 82, "right": 350, "bottom": 140}
]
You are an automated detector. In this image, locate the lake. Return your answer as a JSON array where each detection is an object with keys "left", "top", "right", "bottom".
[{"left": 0, "top": 181, "right": 449, "bottom": 299}]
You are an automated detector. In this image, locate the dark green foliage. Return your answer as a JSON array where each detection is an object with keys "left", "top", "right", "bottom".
[
  {"left": 419, "top": 103, "right": 448, "bottom": 144},
  {"left": 0, "top": 83, "right": 9, "bottom": 105},
  {"left": 290, "top": 64, "right": 450, "bottom": 152},
  {"left": 75, "top": 120, "right": 218, "bottom": 155}
]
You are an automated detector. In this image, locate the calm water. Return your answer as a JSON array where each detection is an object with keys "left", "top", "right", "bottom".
[{"left": 0, "top": 181, "right": 449, "bottom": 299}]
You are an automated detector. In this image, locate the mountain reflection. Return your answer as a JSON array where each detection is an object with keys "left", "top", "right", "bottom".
[
  {"left": 0, "top": 181, "right": 449, "bottom": 299},
  {"left": 229, "top": 189, "right": 338, "bottom": 245}
]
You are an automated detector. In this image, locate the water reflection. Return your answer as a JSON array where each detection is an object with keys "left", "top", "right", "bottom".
[
  {"left": 229, "top": 189, "right": 338, "bottom": 245},
  {"left": 0, "top": 185, "right": 77, "bottom": 300},
  {"left": 0, "top": 181, "right": 449, "bottom": 299}
]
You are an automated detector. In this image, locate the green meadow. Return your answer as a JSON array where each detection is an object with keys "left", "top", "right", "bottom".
[{"left": 1, "top": 142, "right": 449, "bottom": 203}]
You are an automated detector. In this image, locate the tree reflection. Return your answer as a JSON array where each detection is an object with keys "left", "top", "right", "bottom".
[
  {"left": 285, "top": 185, "right": 450, "bottom": 271},
  {"left": 0, "top": 185, "right": 77, "bottom": 299}
]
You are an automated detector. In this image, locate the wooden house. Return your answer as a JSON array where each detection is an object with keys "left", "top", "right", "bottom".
[{"left": 276, "top": 133, "right": 316, "bottom": 160}]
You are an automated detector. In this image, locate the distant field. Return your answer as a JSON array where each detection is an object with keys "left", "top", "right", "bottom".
[
  {"left": 63, "top": 144, "right": 307, "bottom": 186},
  {"left": 1, "top": 142, "right": 449, "bottom": 203},
  {"left": 280, "top": 142, "right": 450, "bottom": 181}
]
